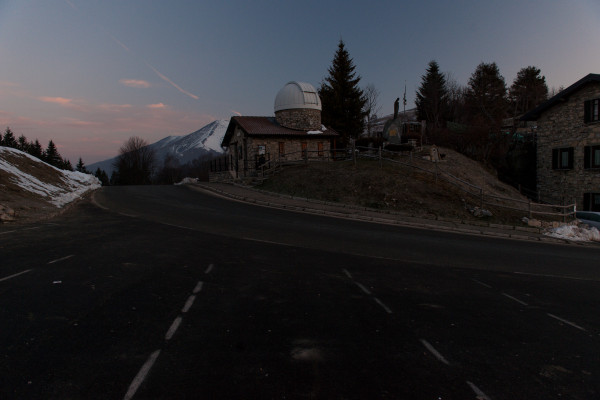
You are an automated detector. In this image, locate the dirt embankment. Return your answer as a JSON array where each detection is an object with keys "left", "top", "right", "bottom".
[{"left": 258, "top": 146, "right": 534, "bottom": 225}]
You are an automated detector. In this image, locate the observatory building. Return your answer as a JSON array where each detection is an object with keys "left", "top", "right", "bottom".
[{"left": 221, "top": 81, "right": 339, "bottom": 178}]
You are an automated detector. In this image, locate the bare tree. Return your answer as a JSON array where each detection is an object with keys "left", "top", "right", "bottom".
[
  {"left": 363, "top": 83, "right": 381, "bottom": 138},
  {"left": 113, "top": 136, "right": 156, "bottom": 185}
]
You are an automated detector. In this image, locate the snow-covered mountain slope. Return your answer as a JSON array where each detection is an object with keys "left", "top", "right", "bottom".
[
  {"left": 0, "top": 146, "right": 101, "bottom": 220},
  {"left": 88, "top": 119, "right": 229, "bottom": 176}
]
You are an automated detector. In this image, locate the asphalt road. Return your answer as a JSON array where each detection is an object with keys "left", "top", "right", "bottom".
[{"left": 1, "top": 185, "right": 600, "bottom": 399}]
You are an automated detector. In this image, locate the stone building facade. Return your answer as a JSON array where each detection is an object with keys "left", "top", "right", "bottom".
[
  {"left": 523, "top": 74, "right": 600, "bottom": 210},
  {"left": 221, "top": 81, "right": 339, "bottom": 179}
]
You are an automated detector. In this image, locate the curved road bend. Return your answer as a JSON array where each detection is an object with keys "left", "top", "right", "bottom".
[{"left": 0, "top": 184, "right": 598, "bottom": 399}]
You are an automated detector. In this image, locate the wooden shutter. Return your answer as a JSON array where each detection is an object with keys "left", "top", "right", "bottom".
[
  {"left": 567, "top": 147, "right": 574, "bottom": 169},
  {"left": 552, "top": 148, "right": 558, "bottom": 169},
  {"left": 584, "top": 193, "right": 591, "bottom": 211},
  {"left": 584, "top": 146, "right": 590, "bottom": 169},
  {"left": 584, "top": 100, "right": 591, "bottom": 123}
]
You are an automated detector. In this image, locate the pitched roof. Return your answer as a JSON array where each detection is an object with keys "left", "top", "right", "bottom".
[
  {"left": 221, "top": 116, "right": 339, "bottom": 147},
  {"left": 521, "top": 73, "right": 600, "bottom": 121}
]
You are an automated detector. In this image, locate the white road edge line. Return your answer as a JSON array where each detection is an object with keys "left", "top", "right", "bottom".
[
  {"left": 193, "top": 281, "right": 204, "bottom": 294},
  {"left": 466, "top": 381, "right": 491, "bottom": 400},
  {"left": 0, "top": 230, "right": 17, "bottom": 235},
  {"left": 182, "top": 295, "right": 196, "bottom": 313},
  {"left": 420, "top": 339, "right": 450, "bottom": 365},
  {"left": 0, "top": 269, "right": 33, "bottom": 283},
  {"left": 502, "top": 293, "right": 529, "bottom": 306},
  {"left": 242, "top": 237, "right": 294, "bottom": 247},
  {"left": 123, "top": 349, "right": 161, "bottom": 400},
  {"left": 547, "top": 313, "right": 587, "bottom": 332},
  {"left": 373, "top": 297, "right": 393, "bottom": 314},
  {"left": 472, "top": 278, "right": 492, "bottom": 288},
  {"left": 342, "top": 269, "right": 352, "bottom": 279},
  {"left": 205, "top": 264, "right": 214, "bottom": 274},
  {"left": 165, "top": 316, "right": 183, "bottom": 341},
  {"left": 47, "top": 255, "right": 74, "bottom": 264}
]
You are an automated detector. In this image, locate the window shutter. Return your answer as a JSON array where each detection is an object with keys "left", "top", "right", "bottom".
[
  {"left": 568, "top": 147, "right": 574, "bottom": 169},
  {"left": 552, "top": 148, "right": 558, "bottom": 169},
  {"left": 584, "top": 100, "right": 591, "bottom": 123},
  {"left": 584, "top": 193, "right": 591, "bottom": 211},
  {"left": 584, "top": 146, "right": 590, "bottom": 169}
]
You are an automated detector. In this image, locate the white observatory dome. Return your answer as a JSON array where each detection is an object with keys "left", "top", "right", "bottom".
[{"left": 274, "top": 81, "right": 322, "bottom": 112}]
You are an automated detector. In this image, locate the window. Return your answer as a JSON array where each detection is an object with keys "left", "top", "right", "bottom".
[
  {"left": 317, "top": 142, "right": 324, "bottom": 157},
  {"left": 278, "top": 142, "right": 285, "bottom": 157},
  {"left": 583, "top": 193, "right": 600, "bottom": 211},
  {"left": 552, "top": 147, "right": 574, "bottom": 169},
  {"left": 257, "top": 145, "right": 266, "bottom": 155},
  {"left": 584, "top": 145, "right": 600, "bottom": 169},
  {"left": 584, "top": 99, "right": 600, "bottom": 123}
]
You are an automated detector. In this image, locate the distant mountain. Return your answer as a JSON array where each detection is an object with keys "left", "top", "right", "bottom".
[{"left": 88, "top": 119, "right": 229, "bottom": 176}]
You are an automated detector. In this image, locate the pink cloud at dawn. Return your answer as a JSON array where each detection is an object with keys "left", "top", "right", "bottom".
[
  {"left": 119, "top": 79, "right": 151, "bottom": 88},
  {"left": 38, "top": 96, "right": 74, "bottom": 106},
  {"left": 147, "top": 103, "right": 166, "bottom": 109}
]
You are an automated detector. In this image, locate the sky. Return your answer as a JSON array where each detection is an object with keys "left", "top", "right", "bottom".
[{"left": 1, "top": 0, "right": 599, "bottom": 164}]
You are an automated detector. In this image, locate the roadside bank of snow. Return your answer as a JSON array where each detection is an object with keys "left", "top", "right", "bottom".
[
  {"left": 0, "top": 146, "right": 101, "bottom": 209},
  {"left": 545, "top": 224, "right": 600, "bottom": 242}
]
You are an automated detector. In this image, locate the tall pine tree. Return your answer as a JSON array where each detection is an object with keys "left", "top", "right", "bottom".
[
  {"left": 509, "top": 66, "right": 548, "bottom": 117},
  {"left": 2, "top": 127, "right": 17, "bottom": 148},
  {"left": 415, "top": 60, "right": 448, "bottom": 132},
  {"left": 76, "top": 157, "right": 88, "bottom": 173},
  {"left": 466, "top": 62, "right": 508, "bottom": 127},
  {"left": 319, "top": 40, "right": 366, "bottom": 145},
  {"left": 44, "top": 140, "right": 62, "bottom": 167}
]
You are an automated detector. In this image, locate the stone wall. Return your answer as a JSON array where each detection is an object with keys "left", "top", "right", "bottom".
[
  {"left": 536, "top": 82, "right": 600, "bottom": 207},
  {"left": 275, "top": 109, "right": 321, "bottom": 131}
]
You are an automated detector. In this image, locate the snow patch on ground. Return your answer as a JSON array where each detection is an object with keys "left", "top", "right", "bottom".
[
  {"left": 0, "top": 146, "right": 101, "bottom": 208},
  {"left": 545, "top": 224, "right": 600, "bottom": 242},
  {"left": 174, "top": 177, "right": 198, "bottom": 185}
]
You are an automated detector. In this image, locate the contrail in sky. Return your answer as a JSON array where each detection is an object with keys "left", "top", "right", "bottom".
[
  {"left": 109, "top": 35, "right": 130, "bottom": 52},
  {"left": 145, "top": 62, "right": 200, "bottom": 100},
  {"left": 65, "top": 1, "right": 199, "bottom": 102}
]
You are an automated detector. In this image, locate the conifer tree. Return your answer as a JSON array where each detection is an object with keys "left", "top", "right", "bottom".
[
  {"left": 61, "top": 158, "right": 73, "bottom": 171},
  {"left": 76, "top": 157, "right": 88, "bottom": 173},
  {"left": 95, "top": 168, "right": 110, "bottom": 186},
  {"left": 509, "top": 66, "right": 548, "bottom": 117},
  {"left": 466, "top": 62, "right": 508, "bottom": 127},
  {"left": 17, "top": 135, "right": 29, "bottom": 152},
  {"left": 44, "top": 140, "right": 62, "bottom": 167},
  {"left": 31, "top": 140, "right": 44, "bottom": 160},
  {"left": 415, "top": 60, "right": 448, "bottom": 131},
  {"left": 2, "top": 127, "right": 17, "bottom": 148},
  {"left": 319, "top": 40, "right": 366, "bottom": 144}
]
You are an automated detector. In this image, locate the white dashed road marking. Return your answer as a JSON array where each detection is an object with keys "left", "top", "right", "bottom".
[
  {"left": 0, "top": 269, "right": 32, "bottom": 283},
  {"left": 373, "top": 297, "right": 393, "bottom": 314},
  {"left": 472, "top": 278, "right": 492, "bottom": 288},
  {"left": 47, "top": 255, "right": 74, "bottom": 264},
  {"left": 420, "top": 339, "right": 450, "bottom": 366},
  {"left": 205, "top": 264, "right": 214, "bottom": 274},
  {"left": 124, "top": 268, "right": 214, "bottom": 400},
  {"left": 123, "top": 350, "right": 161, "bottom": 400},
  {"left": 502, "top": 293, "right": 529, "bottom": 306},
  {"left": 165, "top": 316, "right": 183, "bottom": 341},
  {"left": 547, "top": 313, "right": 586, "bottom": 332},
  {"left": 467, "top": 380, "right": 492, "bottom": 400},
  {"left": 181, "top": 295, "right": 196, "bottom": 313},
  {"left": 193, "top": 281, "right": 204, "bottom": 294}
]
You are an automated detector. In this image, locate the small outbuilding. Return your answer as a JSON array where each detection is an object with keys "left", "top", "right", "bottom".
[{"left": 221, "top": 81, "right": 339, "bottom": 178}]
